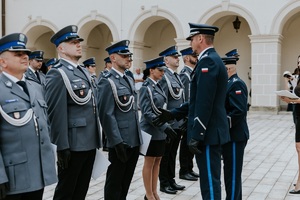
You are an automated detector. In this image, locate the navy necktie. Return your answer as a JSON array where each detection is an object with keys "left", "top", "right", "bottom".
[
  {"left": 35, "top": 71, "right": 40, "bottom": 82},
  {"left": 17, "top": 81, "right": 29, "bottom": 96}
]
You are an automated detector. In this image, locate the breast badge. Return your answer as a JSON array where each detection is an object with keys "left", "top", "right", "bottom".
[{"left": 13, "top": 112, "right": 20, "bottom": 119}]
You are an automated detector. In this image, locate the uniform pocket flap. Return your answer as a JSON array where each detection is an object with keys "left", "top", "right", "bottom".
[
  {"left": 68, "top": 118, "right": 87, "bottom": 128},
  {"left": 117, "top": 88, "right": 131, "bottom": 96},
  {"left": 118, "top": 120, "right": 128, "bottom": 129},
  {"left": 37, "top": 99, "right": 48, "bottom": 108},
  {"left": 4, "top": 152, "right": 27, "bottom": 166},
  {"left": 2, "top": 102, "right": 27, "bottom": 114}
]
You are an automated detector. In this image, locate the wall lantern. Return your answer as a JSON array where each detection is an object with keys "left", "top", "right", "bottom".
[{"left": 233, "top": 16, "right": 241, "bottom": 33}]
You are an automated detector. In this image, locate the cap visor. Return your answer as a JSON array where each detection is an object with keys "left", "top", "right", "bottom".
[
  {"left": 8, "top": 49, "right": 31, "bottom": 54},
  {"left": 157, "top": 66, "right": 167, "bottom": 70},
  {"left": 118, "top": 52, "right": 132, "bottom": 55}
]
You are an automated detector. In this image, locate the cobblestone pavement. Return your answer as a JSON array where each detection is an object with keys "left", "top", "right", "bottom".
[{"left": 43, "top": 112, "right": 300, "bottom": 200}]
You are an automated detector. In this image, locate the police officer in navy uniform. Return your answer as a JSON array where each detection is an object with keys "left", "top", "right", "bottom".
[
  {"left": 97, "top": 40, "right": 142, "bottom": 200},
  {"left": 82, "top": 57, "right": 97, "bottom": 78},
  {"left": 25, "top": 50, "right": 46, "bottom": 85},
  {"left": 178, "top": 47, "right": 199, "bottom": 181},
  {"left": 153, "top": 23, "right": 230, "bottom": 200},
  {"left": 222, "top": 53, "right": 249, "bottom": 200},
  {"left": 140, "top": 56, "right": 178, "bottom": 200},
  {"left": 45, "top": 58, "right": 58, "bottom": 72},
  {"left": 0, "top": 33, "right": 57, "bottom": 200},
  {"left": 98, "top": 57, "right": 112, "bottom": 80},
  {"left": 158, "top": 45, "right": 186, "bottom": 194},
  {"left": 82, "top": 57, "right": 97, "bottom": 88},
  {"left": 45, "top": 25, "right": 102, "bottom": 200}
]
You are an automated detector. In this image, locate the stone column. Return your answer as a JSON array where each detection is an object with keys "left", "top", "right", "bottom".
[
  {"left": 130, "top": 41, "right": 145, "bottom": 72},
  {"left": 249, "top": 34, "right": 283, "bottom": 113}
]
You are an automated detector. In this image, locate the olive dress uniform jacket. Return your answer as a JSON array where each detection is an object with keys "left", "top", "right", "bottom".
[
  {"left": 226, "top": 74, "right": 249, "bottom": 141},
  {"left": 0, "top": 73, "right": 57, "bottom": 195},
  {"left": 97, "top": 69, "right": 142, "bottom": 148},
  {"left": 25, "top": 68, "right": 46, "bottom": 85},
  {"left": 139, "top": 78, "right": 168, "bottom": 140},
  {"left": 187, "top": 48, "right": 230, "bottom": 145},
  {"left": 159, "top": 69, "right": 185, "bottom": 129},
  {"left": 45, "top": 59, "right": 101, "bottom": 151}
]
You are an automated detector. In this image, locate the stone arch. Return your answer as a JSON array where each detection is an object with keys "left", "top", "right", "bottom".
[
  {"left": 270, "top": 0, "right": 300, "bottom": 34},
  {"left": 77, "top": 11, "right": 118, "bottom": 73},
  {"left": 21, "top": 17, "right": 57, "bottom": 48},
  {"left": 126, "top": 6, "right": 184, "bottom": 69},
  {"left": 198, "top": 3, "right": 260, "bottom": 35},
  {"left": 77, "top": 11, "right": 119, "bottom": 43},
  {"left": 127, "top": 6, "right": 184, "bottom": 42},
  {"left": 21, "top": 18, "right": 57, "bottom": 60}
]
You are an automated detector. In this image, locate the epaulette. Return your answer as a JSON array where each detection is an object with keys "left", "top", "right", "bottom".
[
  {"left": 142, "top": 81, "right": 149, "bottom": 86},
  {"left": 201, "top": 52, "right": 209, "bottom": 58},
  {"left": 180, "top": 68, "right": 187, "bottom": 74},
  {"left": 103, "top": 72, "right": 112, "bottom": 78},
  {"left": 233, "top": 77, "right": 239, "bottom": 82},
  {"left": 52, "top": 62, "right": 62, "bottom": 68}
]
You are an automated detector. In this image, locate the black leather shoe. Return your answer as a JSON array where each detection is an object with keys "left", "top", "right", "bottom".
[
  {"left": 160, "top": 186, "right": 177, "bottom": 194},
  {"left": 179, "top": 173, "right": 198, "bottom": 181},
  {"left": 170, "top": 182, "right": 185, "bottom": 190},
  {"left": 189, "top": 171, "right": 199, "bottom": 177},
  {"left": 290, "top": 189, "right": 300, "bottom": 194}
]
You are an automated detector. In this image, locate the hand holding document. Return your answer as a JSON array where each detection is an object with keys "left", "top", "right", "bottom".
[{"left": 275, "top": 90, "right": 299, "bottom": 99}]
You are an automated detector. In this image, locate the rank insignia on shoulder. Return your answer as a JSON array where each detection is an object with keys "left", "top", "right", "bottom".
[
  {"left": 233, "top": 78, "right": 238, "bottom": 82},
  {"left": 201, "top": 68, "right": 208, "bottom": 73},
  {"left": 104, "top": 72, "right": 111, "bottom": 78},
  {"left": 52, "top": 63, "right": 61, "bottom": 68},
  {"left": 201, "top": 53, "right": 208, "bottom": 58},
  {"left": 142, "top": 81, "right": 149, "bottom": 86},
  {"left": 235, "top": 90, "right": 242, "bottom": 94},
  {"left": 67, "top": 65, "right": 73, "bottom": 70}
]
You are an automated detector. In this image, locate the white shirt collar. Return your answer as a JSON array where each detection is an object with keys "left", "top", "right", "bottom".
[
  {"left": 112, "top": 67, "right": 125, "bottom": 77},
  {"left": 185, "top": 65, "right": 194, "bottom": 71},
  {"left": 148, "top": 77, "right": 157, "bottom": 84},
  {"left": 2, "top": 72, "right": 25, "bottom": 83},
  {"left": 167, "top": 67, "right": 175, "bottom": 74},
  {"left": 198, "top": 47, "right": 213, "bottom": 60},
  {"left": 29, "top": 66, "right": 36, "bottom": 73},
  {"left": 60, "top": 58, "right": 79, "bottom": 68}
]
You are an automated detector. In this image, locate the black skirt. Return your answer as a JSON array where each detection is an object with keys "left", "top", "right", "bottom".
[{"left": 145, "top": 140, "right": 166, "bottom": 157}]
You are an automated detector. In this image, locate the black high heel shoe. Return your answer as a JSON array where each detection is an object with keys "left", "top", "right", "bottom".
[{"left": 144, "top": 195, "right": 148, "bottom": 200}]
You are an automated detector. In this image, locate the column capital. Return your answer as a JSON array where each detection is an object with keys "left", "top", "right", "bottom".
[{"left": 249, "top": 34, "right": 283, "bottom": 44}]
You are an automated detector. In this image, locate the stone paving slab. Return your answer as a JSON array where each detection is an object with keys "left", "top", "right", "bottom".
[{"left": 43, "top": 112, "right": 300, "bottom": 199}]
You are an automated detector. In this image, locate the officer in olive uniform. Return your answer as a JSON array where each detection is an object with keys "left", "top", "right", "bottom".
[
  {"left": 0, "top": 33, "right": 57, "bottom": 200},
  {"left": 158, "top": 46, "right": 186, "bottom": 194},
  {"left": 178, "top": 47, "right": 199, "bottom": 181},
  {"left": 45, "top": 25, "right": 102, "bottom": 200},
  {"left": 97, "top": 40, "right": 142, "bottom": 200},
  {"left": 25, "top": 50, "right": 46, "bottom": 85},
  {"left": 153, "top": 23, "right": 230, "bottom": 200},
  {"left": 222, "top": 54, "right": 249, "bottom": 200}
]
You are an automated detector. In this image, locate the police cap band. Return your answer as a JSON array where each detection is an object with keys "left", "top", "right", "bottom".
[
  {"left": 50, "top": 25, "right": 84, "bottom": 47},
  {"left": 0, "top": 33, "right": 31, "bottom": 54}
]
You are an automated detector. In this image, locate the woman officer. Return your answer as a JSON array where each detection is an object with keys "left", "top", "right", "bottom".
[{"left": 139, "top": 56, "right": 177, "bottom": 200}]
